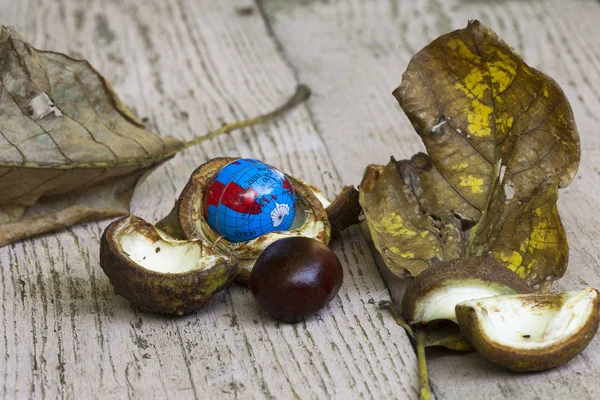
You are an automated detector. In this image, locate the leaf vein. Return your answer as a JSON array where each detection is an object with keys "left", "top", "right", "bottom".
[
  {"left": 62, "top": 114, "right": 120, "bottom": 161},
  {"left": 0, "top": 129, "right": 26, "bottom": 162},
  {"left": 47, "top": 56, "right": 153, "bottom": 156},
  {"left": 0, "top": 167, "right": 14, "bottom": 179},
  {"left": 5, "top": 169, "right": 64, "bottom": 202}
]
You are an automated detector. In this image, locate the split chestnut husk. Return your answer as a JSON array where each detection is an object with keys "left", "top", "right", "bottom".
[
  {"left": 100, "top": 214, "right": 237, "bottom": 315},
  {"left": 456, "top": 288, "right": 600, "bottom": 371},
  {"left": 402, "top": 255, "right": 533, "bottom": 325},
  {"left": 177, "top": 157, "right": 332, "bottom": 283}
]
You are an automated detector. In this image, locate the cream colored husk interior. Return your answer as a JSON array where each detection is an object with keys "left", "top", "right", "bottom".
[
  {"left": 415, "top": 279, "right": 520, "bottom": 323},
  {"left": 462, "top": 289, "right": 597, "bottom": 349},
  {"left": 120, "top": 226, "right": 220, "bottom": 274}
]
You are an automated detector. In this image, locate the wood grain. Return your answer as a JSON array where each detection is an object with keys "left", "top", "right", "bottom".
[
  {"left": 1, "top": 0, "right": 419, "bottom": 399},
  {"left": 261, "top": 0, "right": 600, "bottom": 399},
  {"left": 3, "top": 0, "right": 600, "bottom": 399}
]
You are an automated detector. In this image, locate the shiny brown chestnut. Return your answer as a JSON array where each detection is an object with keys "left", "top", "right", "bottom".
[{"left": 250, "top": 237, "right": 343, "bottom": 323}]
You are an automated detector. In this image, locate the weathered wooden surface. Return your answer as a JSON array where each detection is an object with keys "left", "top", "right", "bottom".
[
  {"left": 262, "top": 0, "right": 600, "bottom": 399},
  {"left": 1, "top": 0, "right": 600, "bottom": 399},
  {"left": 0, "top": 0, "right": 419, "bottom": 399}
]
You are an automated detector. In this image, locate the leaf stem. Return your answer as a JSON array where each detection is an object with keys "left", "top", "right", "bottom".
[
  {"left": 379, "top": 300, "right": 415, "bottom": 337},
  {"left": 416, "top": 330, "right": 432, "bottom": 400},
  {"left": 181, "top": 84, "right": 311, "bottom": 149},
  {"left": 379, "top": 301, "right": 431, "bottom": 398},
  {"left": 0, "top": 86, "right": 311, "bottom": 171}
]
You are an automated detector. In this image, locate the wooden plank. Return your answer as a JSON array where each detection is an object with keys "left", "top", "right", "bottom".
[
  {"left": 0, "top": 0, "right": 420, "bottom": 399},
  {"left": 261, "top": 0, "right": 600, "bottom": 398}
]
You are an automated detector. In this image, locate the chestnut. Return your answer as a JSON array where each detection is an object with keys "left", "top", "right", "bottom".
[{"left": 250, "top": 237, "right": 343, "bottom": 323}]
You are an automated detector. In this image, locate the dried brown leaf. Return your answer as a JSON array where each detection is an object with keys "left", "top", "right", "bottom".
[
  {"left": 359, "top": 154, "right": 466, "bottom": 276},
  {"left": 361, "top": 21, "right": 580, "bottom": 286},
  {"left": 421, "top": 321, "right": 474, "bottom": 352},
  {"left": 0, "top": 27, "right": 309, "bottom": 245}
]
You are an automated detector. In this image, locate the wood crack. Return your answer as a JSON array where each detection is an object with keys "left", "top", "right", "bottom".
[{"left": 255, "top": 0, "right": 344, "bottom": 187}]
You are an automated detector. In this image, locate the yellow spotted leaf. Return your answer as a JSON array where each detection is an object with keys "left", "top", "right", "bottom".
[
  {"left": 362, "top": 21, "right": 579, "bottom": 286},
  {"left": 359, "top": 154, "right": 467, "bottom": 276},
  {"left": 471, "top": 180, "right": 568, "bottom": 287}
]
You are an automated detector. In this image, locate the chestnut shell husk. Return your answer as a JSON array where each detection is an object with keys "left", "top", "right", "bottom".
[
  {"left": 401, "top": 255, "right": 533, "bottom": 325},
  {"left": 177, "top": 157, "right": 332, "bottom": 283},
  {"left": 100, "top": 215, "right": 238, "bottom": 315},
  {"left": 456, "top": 289, "right": 600, "bottom": 372}
]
